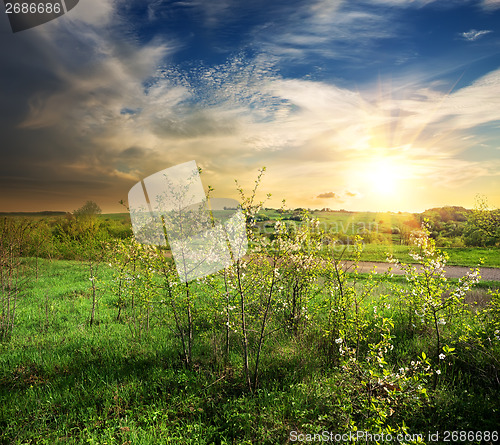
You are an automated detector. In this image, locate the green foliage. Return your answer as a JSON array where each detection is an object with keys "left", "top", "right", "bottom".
[
  {"left": 0, "top": 218, "right": 33, "bottom": 341},
  {"left": 464, "top": 195, "right": 500, "bottom": 247},
  {"left": 389, "top": 222, "right": 481, "bottom": 364},
  {"left": 1, "top": 181, "right": 500, "bottom": 443},
  {"left": 73, "top": 200, "right": 102, "bottom": 218},
  {"left": 2, "top": 252, "right": 497, "bottom": 444}
]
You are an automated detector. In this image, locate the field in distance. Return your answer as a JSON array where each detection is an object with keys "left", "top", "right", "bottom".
[{"left": 2, "top": 206, "right": 499, "bottom": 268}]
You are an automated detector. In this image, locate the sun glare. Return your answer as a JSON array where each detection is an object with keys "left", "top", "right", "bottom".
[
  {"left": 359, "top": 158, "right": 408, "bottom": 198},
  {"left": 368, "top": 160, "right": 398, "bottom": 194}
]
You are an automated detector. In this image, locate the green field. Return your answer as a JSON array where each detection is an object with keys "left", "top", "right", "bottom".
[
  {"left": 1, "top": 207, "right": 500, "bottom": 443},
  {"left": 1, "top": 252, "right": 500, "bottom": 443},
  {"left": 6, "top": 208, "right": 497, "bottom": 267},
  {"left": 332, "top": 244, "right": 500, "bottom": 268},
  {"left": 258, "top": 209, "right": 413, "bottom": 237}
]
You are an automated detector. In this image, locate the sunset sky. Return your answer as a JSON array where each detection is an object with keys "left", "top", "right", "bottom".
[{"left": 1, "top": 0, "right": 500, "bottom": 213}]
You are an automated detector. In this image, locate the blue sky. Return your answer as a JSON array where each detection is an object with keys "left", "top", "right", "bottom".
[{"left": 1, "top": 0, "right": 500, "bottom": 212}]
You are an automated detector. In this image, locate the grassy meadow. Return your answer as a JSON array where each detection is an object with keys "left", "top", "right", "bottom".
[{"left": 1, "top": 206, "right": 500, "bottom": 444}]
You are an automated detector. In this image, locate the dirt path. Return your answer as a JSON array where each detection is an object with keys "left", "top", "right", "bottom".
[
  {"left": 165, "top": 251, "right": 500, "bottom": 281},
  {"left": 340, "top": 261, "right": 500, "bottom": 281}
]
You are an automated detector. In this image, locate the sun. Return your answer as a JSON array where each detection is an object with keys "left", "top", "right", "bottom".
[
  {"left": 367, "top": 160, "right": 399, "bottom": 195},
  {"left": 346, "top": 148, "right": 418, "bottom": 209},
  {"left": 358, "top": 157, "right": 408, "bottom": 197}
]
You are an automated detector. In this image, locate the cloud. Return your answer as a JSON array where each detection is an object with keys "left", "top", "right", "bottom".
[
  {"left": 365, "top": 0, "right": 433, "bottom": 5},
  {"left": 20, "top": 52, "right": 168, "bottom": 128},
  {"left": 317, "top": 192, "right": 338, "bottom": 199},
  {"left": 316, "top": 190, "right": 363, "bottom": 200},
  {"left": 481, "top": 0, "right": 500, "bottom": 10},
  {"left": 68, "top": 0, "right": 114, "bottom": 26},
  {"left": 460, "top": 29, "right": 493, "bottom": 41},
  {"left": 408, "top": 155, "right": 500, "bottom": 188},
  {"left": 0, "top": 1, "right": 179, "bottom": 211},
  {"left": 254, "top": 0, "right": 400, "bottom": 63},
  {"left": 393, "top": 68, "right": 500, "bottom": 133},
  {"left": 368, "top": 0, "right": 466, "bottom": 6}
]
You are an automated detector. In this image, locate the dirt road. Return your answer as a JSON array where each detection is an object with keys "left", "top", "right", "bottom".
[{"left": 340, "top": 261, "right": 500, "bottom": 281}]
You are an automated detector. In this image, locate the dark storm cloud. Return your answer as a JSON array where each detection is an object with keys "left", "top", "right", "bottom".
[{"left": 0, "top": 3, "right": 174, "bottom": 211}]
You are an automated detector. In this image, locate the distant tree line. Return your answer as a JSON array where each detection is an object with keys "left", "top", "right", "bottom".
[
  {"left": 2, "top": 197, "right": 499, "bottom": 265},
  {"left": 403, "top": 201, "right": 500, "bottom": 247},
  {"left": 1, "top": 201, "right": 133, "bottom": 261}
]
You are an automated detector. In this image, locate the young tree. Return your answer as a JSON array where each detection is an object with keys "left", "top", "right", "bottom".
[
  {"left": 0, "top": 218, "right": 32, "bottom": 341},
  {"left": 390, "top": 221, "right": 481, "bottom": 379},
  {"left": 70, "top": 201, "right": 108, "bottom": 326}
]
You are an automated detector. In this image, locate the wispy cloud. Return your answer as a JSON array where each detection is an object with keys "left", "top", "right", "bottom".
[
  {"left": 254, "top": 0, "right": 399, "bottom": 63},
  {"left": 391, "top": 69, "right": 500, "bottom": 132},
  {"left": 482, "top": 0, "right": 500, "bottom": 10},
  {"left": 460, "top": 29, "right": 493, "bottom": 41}
]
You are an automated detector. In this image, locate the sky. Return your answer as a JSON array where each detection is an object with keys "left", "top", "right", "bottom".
[{"left": 1, "top": 0, "right": 500, "bottom": 213}]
